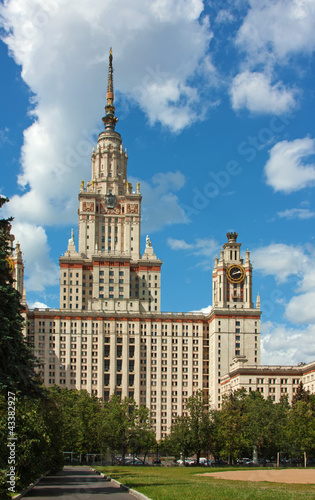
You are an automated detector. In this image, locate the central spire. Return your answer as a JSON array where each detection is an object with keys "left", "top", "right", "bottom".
[{"left": 102, "top": 48, "right": 118, "bottom": 130}]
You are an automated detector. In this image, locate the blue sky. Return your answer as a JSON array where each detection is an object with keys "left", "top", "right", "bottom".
[{"left": 1, "top": 0, "right": 315, "bottom": 365}]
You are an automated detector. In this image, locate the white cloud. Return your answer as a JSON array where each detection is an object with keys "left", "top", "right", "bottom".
[
  {"left": 138, "top": 79, "right": 200, "bottom": 132},
  {"left": 251, "top": 243, "right": 308, "bottom": 283},
  {"left": 215, "top": 9, "right": 235, "bottom": 24},
  {"left": 285, "top": 292, "right": 315, "bottom": 324},
  {"left": 168, "top": 236, "right": 218, "bottom": 257},
  {"left": 28, "top": 300, "right": 49, "bottom": 309},
  {"left": 167, "top": 236, "right": 219, "bottom": 269},
  {"left": 230, "top": 71, "right": 295, "bottom": 114},
  {"left": 264, "top": 138, "right": 315, "bottom": 193},
  {"left": 167, "top": 238, "right": 194, "bottom": 251},
  {"left": 150, "top": 0, "right": 204, "bottom": 23},
  {"left": 0, "top": 0, "right": 213, "bottom": 230},
  {"left": 231, "top": 1, "right": 315, "bottom": 117},
  {"left": 12, "top": 221, "right": 59, "bottom": 292},
  {"left": 278, "top": 208, "right": 315, "bottom": 220},
  {"left": 130, "top": 171, "right": 188, "bottom": 234},
  {"left": 190, "top": 304, "right": 212, "bottom": 315},
  {"left": 0, "top": 127, "right": 11, "bottom": 147},
  {"left": 236, "top": 0, "right": 315, "bottom": 62},
  {"left": 252, "top": 242, "right": 315, "bottom": 327},
  {"left": 261, "top": 321, "right": 315, "bottom": 365}
]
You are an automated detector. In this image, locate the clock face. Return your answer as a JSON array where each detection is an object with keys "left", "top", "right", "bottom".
[{"left": 226, "top": 264, "right": 245, "bottom": 283}]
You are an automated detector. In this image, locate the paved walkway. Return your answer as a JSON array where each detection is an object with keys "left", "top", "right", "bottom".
[{"left": 22, "top": 466, "right": 137, "bottom": 499}]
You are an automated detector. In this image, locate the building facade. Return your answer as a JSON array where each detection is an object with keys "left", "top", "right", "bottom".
[
  {"left": 10, "top": 50, "right": 312, "bottom": 440},
  {"left": 221, "top": 357, "right": 315, "bottom": 402}
]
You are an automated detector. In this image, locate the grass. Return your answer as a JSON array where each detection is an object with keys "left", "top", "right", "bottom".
[{"left": 96, "top": 465, "right": 315, "bottom": 500}]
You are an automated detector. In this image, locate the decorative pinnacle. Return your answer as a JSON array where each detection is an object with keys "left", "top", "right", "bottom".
[{"left": 102, "top": 48, "right": 118, "bottom": 130}]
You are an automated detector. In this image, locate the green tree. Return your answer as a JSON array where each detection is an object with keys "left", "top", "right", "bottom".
[
  {"left": 168, "top": 415, "right": 193, "bottom": 462},
  {"left": 272, "top": 395, "right": 290, "bottom": 457},
  {"left": 244, "top": 391, "right": 282, "bottom": 463},
  {"left": 100, "top": 396, "right": 155, "bottom": 463},
  {"left": 185, "top": 390, "right": 212, "bottom": 464},
  {"left": 0, "top": 391, "right": 64, "bottom": 498},
  {"left": 48, "top": 386, "right": 102, "bottom": 454},
  {"left": 0, "top": 197, "right": 41, "bottom": 397},
  {"left": 168, "top": 391, "right": 213, "bottom": 464},
  {"left": 216, "top": 388, "right": 248, "bottom": 463},
  {"left": 287, "top": 400, "right": 315, "bottom": 459},
  {"left": 128, "top": 405, "right": 156, "bottom": 462}
]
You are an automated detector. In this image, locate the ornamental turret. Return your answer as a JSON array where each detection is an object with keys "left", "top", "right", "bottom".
[{"left": 212, "top": 232, "right": 254, "bottom": 309}]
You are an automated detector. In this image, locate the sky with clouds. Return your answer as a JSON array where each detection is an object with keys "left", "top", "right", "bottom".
[{"left": 1, "top": 0, "right": 315, "bottom": 366}]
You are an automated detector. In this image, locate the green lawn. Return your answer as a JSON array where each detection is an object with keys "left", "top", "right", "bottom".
[{"left": 96, "top": 465, "right": 315, "bottom": 500}]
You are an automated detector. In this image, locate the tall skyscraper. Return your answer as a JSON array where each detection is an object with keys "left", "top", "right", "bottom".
[{"left": 23, "top": 50, "right": 314, "bottom": 440}]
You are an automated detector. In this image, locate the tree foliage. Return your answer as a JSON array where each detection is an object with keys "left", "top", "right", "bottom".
[
  {"left": 215, "top": 388, "right": 248, "bottom": 463},
  {"left": 0, "top": 197, "right": 41, "bottom": 397},
  {"left": 168, "top": 390, "right": 213, "bottom": 463},
  {"left": 163, "top": 386, "right": 315, "bottom": 464},
  {"left": 100, "top": 395, "right": 155, "bottom": 463},
  {"left": 48, "top": 386, "right": 102, "bottom": 453},
  {"left": 0, "top": 390, "right": 64, "bottom": 498}
]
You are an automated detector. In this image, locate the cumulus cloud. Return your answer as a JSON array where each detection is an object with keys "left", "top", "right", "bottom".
[
  {"left": 230, "top": 71, "right": 295, "bottom": 114},
  {"left": 264, "top": 138, "right": 315, "bottom": 193},
  {"left": 130, "top": 171, "right": 188, "bottom": 234},
  {"left": 261, "top": 321, "right": 315, "bottom": 365},
  {"left": 251, "top": 243, "right": 308, "bottom": 283},
  {"left": 12, "top": 221, "right": 59, "bottom": 292},
  {"left": 167, "top": 238, "right": 194, "bottom": 251},
  {"left": 167, "top": 236, "right": 219, "bottom": 269},
  {"left": 230, "top": 0, "right": 315, "bottom": 116},
  {"left": 28, "top": 300, "right": 49, "bottom": 309},
  {"left": 215, "top": 9, "right": 235, "bottom": 24},
  {"left": 278, "top": 208, "right": 315, "bottom": 220},
  {"left": 236, "top": 0, "right": 315, "bottom": 61},
  {"left": 253, "top": 242, "right": 315, "bottom": 327},
  {"left": 285, "top": 292, "right": 315, "bottom": 324},
  {"left": 190, "top": 304, "right": 212, "bottom": 315}
]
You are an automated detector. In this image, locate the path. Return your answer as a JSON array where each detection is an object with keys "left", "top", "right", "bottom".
[{"left": 22, "top": 465, "right": 138, "bottom": 499}]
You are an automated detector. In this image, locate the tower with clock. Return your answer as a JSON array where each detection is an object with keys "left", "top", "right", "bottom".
[
  {"left": 212, "top": 231, "right": 253, "bottom": 309},
  {"left": 209, "top": 232, "right": 261, "bottom": 407}
]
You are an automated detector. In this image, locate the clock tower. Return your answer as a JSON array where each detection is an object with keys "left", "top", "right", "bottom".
[
  {"left": 209, "top": 232, "right": 261, "bottom": 408},
  {"left": 212, "top": 232, "right": 253, "bottom": 309}
]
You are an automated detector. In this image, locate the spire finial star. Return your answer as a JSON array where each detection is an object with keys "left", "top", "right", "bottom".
[{"left": 102, "top": 47, "right": 118, "bottom": 130}]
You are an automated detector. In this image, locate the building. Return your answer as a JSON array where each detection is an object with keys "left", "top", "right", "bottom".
[
  {"left": 221, "top": 357, "right": 315, "bottom": 401},
  {"left": 9, "top": 50, "right": 312, "bottom": 440}
]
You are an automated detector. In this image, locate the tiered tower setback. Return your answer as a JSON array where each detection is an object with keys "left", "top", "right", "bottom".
[{"left": 59, "top": 49, "right": 162, "bottom": 314}]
